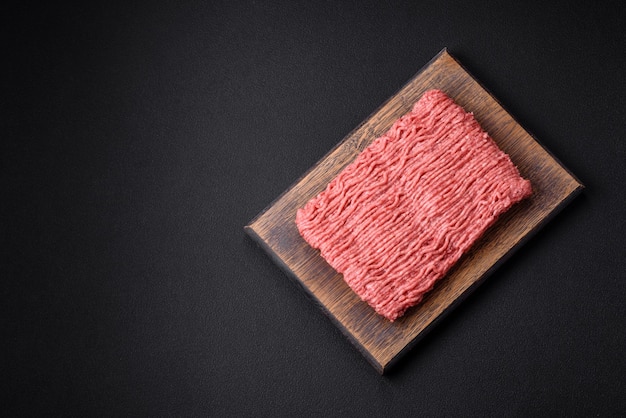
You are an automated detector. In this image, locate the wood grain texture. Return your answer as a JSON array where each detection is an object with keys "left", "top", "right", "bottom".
[{"left": 245, "top": 49, "right": 583, "bottom": 374}]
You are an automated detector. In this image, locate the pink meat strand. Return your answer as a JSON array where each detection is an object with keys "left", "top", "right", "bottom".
[{"left": 296, "top": 90, "right": 532, "bottom": 321}]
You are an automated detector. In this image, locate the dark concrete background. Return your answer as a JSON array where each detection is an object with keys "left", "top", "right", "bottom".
[{"left": 4, "top": 1, "right": 625, "bottom": 416}]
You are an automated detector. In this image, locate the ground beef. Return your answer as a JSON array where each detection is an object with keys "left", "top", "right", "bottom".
[{"left": 296, "top": 89, "right": 532, "bottom": 321}]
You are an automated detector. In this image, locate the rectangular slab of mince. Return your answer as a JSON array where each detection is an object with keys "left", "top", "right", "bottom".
[{"left": 296, "top": 89, "right": 532, "bottom": 321}]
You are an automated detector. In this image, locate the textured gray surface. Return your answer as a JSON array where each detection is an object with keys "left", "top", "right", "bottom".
[{"left": 4, "top": 1, "right": 625, "bottom": 416}]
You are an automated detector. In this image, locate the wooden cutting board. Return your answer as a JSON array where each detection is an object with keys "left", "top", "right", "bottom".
[{"left": 245, "top": 48, "right": 583, "bottom": 374}]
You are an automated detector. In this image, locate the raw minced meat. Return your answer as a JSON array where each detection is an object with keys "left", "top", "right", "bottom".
[{"left": 296, "top": 89, "right": 532, "bottom": 321}]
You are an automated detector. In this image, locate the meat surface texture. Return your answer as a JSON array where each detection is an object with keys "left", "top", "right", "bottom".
[{"left": 296, "top": 90, "right": 532, "bottom": 321}]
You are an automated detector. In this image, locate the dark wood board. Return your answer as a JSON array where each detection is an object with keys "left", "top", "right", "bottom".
[{"left": 245, "top": 49, "right": 583, "bottom": 374}]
